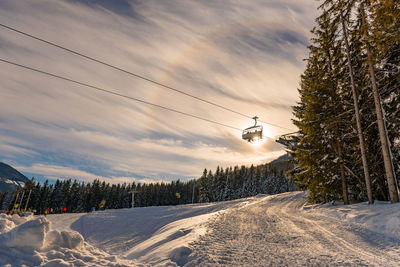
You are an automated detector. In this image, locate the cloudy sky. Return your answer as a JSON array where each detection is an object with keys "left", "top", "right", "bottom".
[{"left": 0, "top": 0, "right": 318, "bottom": 184}]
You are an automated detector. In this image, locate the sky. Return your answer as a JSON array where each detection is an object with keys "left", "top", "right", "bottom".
[{"left": 0, "top": 0, "right": 319, "bottom": 184}]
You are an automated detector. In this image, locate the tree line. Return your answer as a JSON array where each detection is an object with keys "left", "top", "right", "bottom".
[
  {"left": 198, "top": 162, "right": 294, "bottom": 202},
  {"left": 291, "top": 0, "right": 399, "bottom": 203},
  {"left": 0, "top": 159, "right": 294, "bottom": 214}
]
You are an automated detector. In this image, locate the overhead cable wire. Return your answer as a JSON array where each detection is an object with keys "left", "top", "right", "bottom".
[
  {"left": 0, "top": 58, "right": 242, "bottom": 131},
  {"left": 0, "top": 23, "right": 296, "bottom": 132}
]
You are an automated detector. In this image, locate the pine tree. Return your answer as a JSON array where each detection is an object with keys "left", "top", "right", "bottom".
[
  {"left": 293, "top": 13, "right": 350, "bottom": 202},
  {"left": 291, "top": 0, "right": 399, "bottom": 203},
  {"left": 369, "top": 0, "right": 400, "bottom": 191},
  {"left": 360, "top": 1, "right": 399, "bottom": 202},
  {"left": 198, "top": 169, "right": 210, "bottom": 202},
  {"left": 223, "top": 167, "right": 234, "bottom": 200}
]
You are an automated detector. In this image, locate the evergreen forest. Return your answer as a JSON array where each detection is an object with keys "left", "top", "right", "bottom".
[
  {"left": 0, "top": 159, "right": 294, "bottom": 214},
  {"left": 291, "top": 0, "right": 399, "bottom": 203}
]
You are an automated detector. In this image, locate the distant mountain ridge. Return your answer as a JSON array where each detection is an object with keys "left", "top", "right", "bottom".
[
  {"left": 268, "top": 154, "right": 293, "bottom": 174},
  {"left": 0, "top": 162, "right": 29, "bottom": 193},
  {"left": 269, "top": 154, "right": 292, "bottom": 165}
]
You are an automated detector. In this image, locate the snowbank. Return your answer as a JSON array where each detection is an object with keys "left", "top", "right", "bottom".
[
  {"left": 123, "top": 212, "right": 218, "bottom": 266},
  {"left": 0, "top": 197, "right": 246, "bottom": 266},
  {"left": 65, "top": 199, "right": 245, "bottom": 266},
  {"left": 0, "top": 213, "right": 138, "bottom": 266},
  {"left": 303, "top": 199, "right": 400, "bottom": 240}
]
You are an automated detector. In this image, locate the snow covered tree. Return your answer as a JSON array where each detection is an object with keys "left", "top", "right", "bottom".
[
  {"left": 361, "top": 0, "right": 400, "bottom": 202},
  {"left": 293, "top": 11, "right": 351, "bottom": 202},
  {"left": 292, "top": 0, "right": 399, "bottom": 203},
  {"left": 370, "top": 1, "right": 400, "bottom": 191},
  {"left": 199, "top": 169, "right": 212, "bottom": 203}
]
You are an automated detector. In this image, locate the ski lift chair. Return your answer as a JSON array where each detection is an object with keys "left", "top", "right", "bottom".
[{"left": 242, "top": 116, "right": 263, "bottom": 143}]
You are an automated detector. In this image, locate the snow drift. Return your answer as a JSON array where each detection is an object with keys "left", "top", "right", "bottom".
[{"left": 0, "top": 213, "right": 136, "bottom": 266}]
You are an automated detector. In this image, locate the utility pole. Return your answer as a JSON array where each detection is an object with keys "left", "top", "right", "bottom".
[
  {"left": 129, "top": 190, "right": 138, "bottom": 208},
  {"left": 192, "top": 183, "right": 195, "bottom": 204}
]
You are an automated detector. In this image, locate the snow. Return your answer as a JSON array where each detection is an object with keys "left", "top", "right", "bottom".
[
  {"left": 0, "top": 192, "right": 399, "bottom": 266},
  {"left": 0, "top": 177, "right": 25, "bottom": 187},
  {"left": 0, "top": 213, "right": 135, "bottom": 267},
  {"left": 304, "top": 199, "right": 400, "bottom": 240}
]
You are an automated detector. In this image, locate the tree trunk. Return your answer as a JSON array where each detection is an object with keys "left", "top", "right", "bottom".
[
  {"left": 325, "top": 45, "right": 349, "bottom": 205},
  {"left": 340, "top": 8, "right": 374, "bottom": 204},
  {"left": 360, "top": 4, "right": 399, "bottom": 203},
  {"left": 337, "top": 141, "right": 349, "bottom": 204}
]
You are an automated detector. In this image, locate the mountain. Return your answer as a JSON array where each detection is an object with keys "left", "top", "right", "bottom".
[
  {"left": 269, "top": 154, "right": 292, "bottom": 165},
  {"left": 268, "top": 154, "right": 293, "bottom": 173},
  {"left": 0, "top": 162, "right": 29, "bottom": 193}
]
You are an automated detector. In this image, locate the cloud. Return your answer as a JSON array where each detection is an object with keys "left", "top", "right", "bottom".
[
  {"left": 14, "top": 163, "right": 170, "bottom": 184},
  {"left": 0, "top": 135, "right": 38, "bottom": 156},
  {"left": 0, "top": 0, "right": 318, "bottom": 182},
  {"left": 0, "top": 143, "right": 37, "bottom": 157}
]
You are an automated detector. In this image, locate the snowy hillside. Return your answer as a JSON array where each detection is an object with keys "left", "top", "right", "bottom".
[
  {"left": 0, "top": 162, "right": 29, "bottom": 193},
  {"left": 1, "top": 192, "right": 399, "bottom": 266}
]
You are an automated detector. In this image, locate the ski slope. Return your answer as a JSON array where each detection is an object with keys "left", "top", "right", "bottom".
[{"left": 0, "top": 192, "right": 399, "bottom": 266}]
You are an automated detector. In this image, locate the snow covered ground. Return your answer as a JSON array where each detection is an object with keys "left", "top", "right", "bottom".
[{"left": 0, "top": 192, "right": 399, "bottom": 266}]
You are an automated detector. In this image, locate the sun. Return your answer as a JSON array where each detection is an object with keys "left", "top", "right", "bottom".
[
  {"left": 250, "top": 137, "right": 266, "bottom": 147},
  {"left": 252, "top": 125, "right": 276, "bottom": 147}
]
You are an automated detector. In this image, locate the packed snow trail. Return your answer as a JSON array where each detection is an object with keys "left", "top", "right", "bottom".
[
  {"left": 186, "top": 192, "right": 400, "bottom": 266},
  {"left": 1, "top": 192, "right": 399, "bottom": 266}
]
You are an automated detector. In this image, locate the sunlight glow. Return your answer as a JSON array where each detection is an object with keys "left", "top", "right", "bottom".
[
  {"left": 261, "top": 125, "right": 275, "bottom": 139},
  {"left": 250, "top": 137, "right": 266, "bottom": 147}
]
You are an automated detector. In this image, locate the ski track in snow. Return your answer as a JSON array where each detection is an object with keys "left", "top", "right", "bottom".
[
  {"left": 186, "top": 192, "right": 400, "bottom": 266},
  {"left": 1, "top": 192, "right": 399, "bottom": 266}
]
